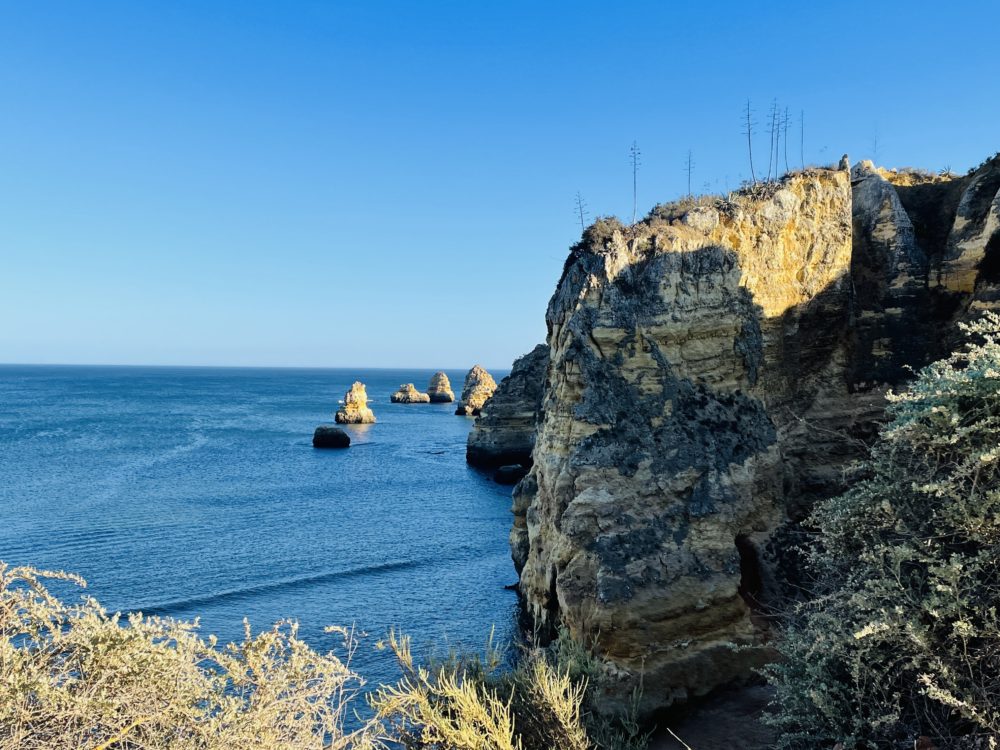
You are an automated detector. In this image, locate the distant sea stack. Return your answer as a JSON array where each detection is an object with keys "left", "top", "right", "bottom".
[
  {"left": 390, "top": 383, "right": 431, "bottom": 404},
  {"left": 334, "top": 382, "right": 376, "bottom": 424},
  {"left": 455, "top": 365, "right": 497, "bottom": 416},
  {"left": 312, "top": 426, "right": 351, "bottom": 448},
  {"left": 426, "top": 372, "right": 454, "bottom": 403},
  {"left": 466, "top": 344, "right": 548, "bottom": 468}
]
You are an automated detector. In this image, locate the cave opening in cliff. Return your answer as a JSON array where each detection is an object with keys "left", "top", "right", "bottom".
[
  {"left": 735, "top": 534, "right": 764, "bottom": 611},
  {"left": 978, "top": 231, "right": 1000, "bottom": 284}
]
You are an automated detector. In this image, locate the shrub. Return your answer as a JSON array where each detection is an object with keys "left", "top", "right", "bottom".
[
  {"left": 0, "top": 562, "right": 648, "bottom": 750},
  {"left": 0, "top": 563, "right": 378, "bottom": 750},
  {"left": 765, "top": 313, "right": 1000, "bottom": 748},
  {"left": 370, "top": 628, "right": 648, "bottom": 750}
]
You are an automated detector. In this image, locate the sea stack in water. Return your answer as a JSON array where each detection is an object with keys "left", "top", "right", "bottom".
[
  {"left": 426, "top": 371, "right": 455, "bottom": 403},
  {"left": 390, "top": 383, "right": 431, "bottom": 403},
  {"left": 455, "top": 365, "right": 497, "bottom": 416},
  {"left": 334, "top": 382, "right": 376, "bottom": 424},
  {"left": 312, "top": 426, "right": 351, "bottom": 448}
]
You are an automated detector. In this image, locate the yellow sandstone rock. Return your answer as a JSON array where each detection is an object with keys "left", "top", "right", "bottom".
[
  {"left": 390, "top": 383, "right": 431, "bottom": 403},
  {"left": 455, "top": 365, "right": 497, "bottom": 416},
  {"left": 334, "top": 382, "right": 376, "bottom": 424},
  {"left": 426, "top": 371, "right": 455, "bottom": 403}
]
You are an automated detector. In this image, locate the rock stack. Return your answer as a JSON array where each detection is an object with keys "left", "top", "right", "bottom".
[
  {"left": 334, "top": 382, "right": 376, "bottom": 424},
  {"left": 426, "top": 371, "right": 455, "bottom": 403},
  {"left": 455, "top": 365, "right": 497, "bottom": 416},
  {"left": 390, "top": 383, "right": 431, "bottom": 403}
]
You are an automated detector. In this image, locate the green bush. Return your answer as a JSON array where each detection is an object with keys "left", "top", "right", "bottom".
[{"left": 765, "top": 313, "right": 1000, "bottom": 748}]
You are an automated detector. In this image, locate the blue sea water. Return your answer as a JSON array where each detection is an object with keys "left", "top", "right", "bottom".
[{"left": 0, "top": 364, "right": 518, "bottom": 685}]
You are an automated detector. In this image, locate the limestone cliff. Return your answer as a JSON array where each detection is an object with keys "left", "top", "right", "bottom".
[
  {"left": 334, "top": 382, "right": 376, "bottom": 424},
  {"left": 512, "top": 153, "right": 1000, "bottom": 713},
  {"left": 466, "top": 344, "right": 549, "bottom": 469},
  {"left": 390, "top": 383, "right": 431, "bottom": 404},
  {"left": 455, "top": 365, "right": 497, "bottom": 416}
]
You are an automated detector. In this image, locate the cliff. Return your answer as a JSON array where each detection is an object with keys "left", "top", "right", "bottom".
[
  {"left": 511, "top": 153, "right": 1000, "bottom": 713},
  {"left": 466, "top": 344, "right": 549, "bottom": 469}
]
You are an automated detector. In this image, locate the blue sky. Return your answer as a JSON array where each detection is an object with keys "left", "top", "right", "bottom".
[{"left": 2, "top": 1, "right": 998, "bottom": 368}]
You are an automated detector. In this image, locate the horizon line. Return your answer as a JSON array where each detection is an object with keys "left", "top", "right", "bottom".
[{"left": 0, "top": 361, "right": 513, "bottom": 372}]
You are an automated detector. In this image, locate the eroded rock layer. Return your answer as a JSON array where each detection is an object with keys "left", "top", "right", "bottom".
[
  {"left": 467, "top": 344, "right": 549, "bottom": 468},
  {"left": 514, "top": 154, "right": 1000, "bottom": 713}
]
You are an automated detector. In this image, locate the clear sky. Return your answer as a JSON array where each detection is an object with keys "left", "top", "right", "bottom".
[{"left": 2, "top": 1, "right": 998, "bottom": 368}]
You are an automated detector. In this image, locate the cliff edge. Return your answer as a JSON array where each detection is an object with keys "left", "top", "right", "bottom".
[{"left": 511, "top": 153, "right": 1000, "bottom": 713}]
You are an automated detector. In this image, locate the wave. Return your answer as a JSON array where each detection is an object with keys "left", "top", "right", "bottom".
[{"left": 131, "top": 558, "right": 434, "bottom": 616}]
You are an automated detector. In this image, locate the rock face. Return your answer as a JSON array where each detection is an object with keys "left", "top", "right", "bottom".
[
  {"left": 426, "top": 372, "right": 455, "bottom": 403},
  {"left": 466, "top": 344, "right": 549, "bottom": 468},
  {"left": 312, "top": 426, "right": 350, "bottom": 448},
  {"left": 390, "top": 383, "right": 431, "bottom": 403},
  {"left": 455, "top": 365, "right": 497, "bottom": 416},
  {"left": 334, "top": 382, "right": 376, "bottom": 424},
  {"left": 512, "top": 154, "right": 1000, "bottom": 714}
]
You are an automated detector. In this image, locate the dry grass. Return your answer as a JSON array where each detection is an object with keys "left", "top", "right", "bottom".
[
  {"left": 0, "top": 564, "right": 651, "bottom": 750},
  {"left": 369, "top": 628, "right": 591, "bottom": 750},
  {"left": 0, "top": 562, "right": 379, "bottom": 750}
]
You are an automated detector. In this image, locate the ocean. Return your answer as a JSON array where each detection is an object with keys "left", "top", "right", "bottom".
[{"left": 0, "top": 364, "right": 518, "bottom": 685}]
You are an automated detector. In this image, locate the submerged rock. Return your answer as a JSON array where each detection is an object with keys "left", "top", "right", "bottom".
[
  {"left": 454, "top": 365, "right": 497, "bottom": 416},
  {"left": 467, "top": 344, "right": 548, "bottom": 468},
  {"left": 390, "top": 383, "right": 431, "bottom": 403},
  {"left": 312, "top": 426, "right": 350, "bottom": 448},
  {"left": 334, "top": 382, "right": 376, "bottom": 424},
  {"left": 426, "top": 372, "right": 455, "bottom": 403}
]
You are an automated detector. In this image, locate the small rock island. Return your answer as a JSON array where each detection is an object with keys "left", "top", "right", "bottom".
[
  {"left": 312, "top": 426, "right": 350, "bottom": 448},
  {"left": 426, "top": 371, "right": 454, "bottom": 403},
  {"left": 455, "top": 365, "right": 497, "bottom": 416},
  {"left": 390, "top": 383, "right": 430, "bottom": 403},
  {"left": 334, "top": 381, "right": 376, "bottom": 424}
]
